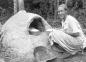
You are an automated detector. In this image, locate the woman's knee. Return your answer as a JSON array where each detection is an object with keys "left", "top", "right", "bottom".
[{"left": 52, "top": 30, "right": 65, "bottom": 36}]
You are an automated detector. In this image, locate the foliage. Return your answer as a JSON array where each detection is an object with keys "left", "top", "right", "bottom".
[
  {"left": 0, "top": 0, "right": 13, "bottom": 13},
  {"left": 0, "top": 0, "right": 86, "bottom": 28},
  {"left": 67, "top": 0, "right": 86, "bottom": 28},
  {"left": 67, "top": 0, "right": 83, "bottom": 10},
  {"left": 0, "top": 0, "right": 13, "bottom": 24},
  {"left": 24, "top": 0, "right": 56, "bottom": 19}
]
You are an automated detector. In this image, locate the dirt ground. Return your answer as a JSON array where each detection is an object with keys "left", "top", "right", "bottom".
[{"left": 47, "top": 52, "right": 86, "bottom": 62}]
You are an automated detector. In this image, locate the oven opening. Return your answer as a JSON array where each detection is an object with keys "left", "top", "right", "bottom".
[{"left": 29, "top": 17, "right": 45, "bottom": 35}]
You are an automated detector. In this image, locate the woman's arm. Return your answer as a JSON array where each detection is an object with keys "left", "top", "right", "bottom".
[{"left": 64, "top": 29, "right": 80, "bottom": 37}]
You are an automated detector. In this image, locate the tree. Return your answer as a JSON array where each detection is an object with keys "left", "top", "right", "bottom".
[
  {"left": 13, "top": 0, "right": 24, "bottom": 14},
  {"left": 18, "top": 0, "right": 24, "bottom": 11},
  {"left": 13, "top": 0, "right": 18, "bottom": 14}
]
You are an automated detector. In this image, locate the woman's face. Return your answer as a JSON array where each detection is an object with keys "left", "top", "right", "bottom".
[{"left": 58, "top": 7, "right": 67, "bottom": 19}]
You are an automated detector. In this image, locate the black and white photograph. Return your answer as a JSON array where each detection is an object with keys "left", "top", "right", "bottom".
[{"left": 0, "top": 0, "right": 86, "bottom": 62}]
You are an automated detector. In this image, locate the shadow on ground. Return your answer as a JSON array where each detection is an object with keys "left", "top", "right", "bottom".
[{"left": 47, "top": 52, "right": 86, "bottom": 62}]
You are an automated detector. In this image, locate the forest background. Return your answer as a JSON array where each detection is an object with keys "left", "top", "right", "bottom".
[{"left": 0, "top": 0, "right": 86, "bottom": 29}]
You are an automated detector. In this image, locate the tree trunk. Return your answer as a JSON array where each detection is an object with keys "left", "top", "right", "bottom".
[
  {"left": 13, "top": 0, "right": 18, "bottom": 14},
  {"left": 13, "top": 0, "right": 24, "bottom": 14},
  {"left": 54, "top": 0, "right": 58, "bottom": 20},
  {"left": 18, "top": 0, "right": 25, "bottom": 11},
  {"left": 65, "top": 0, "right": 68, "bottom": 5}
]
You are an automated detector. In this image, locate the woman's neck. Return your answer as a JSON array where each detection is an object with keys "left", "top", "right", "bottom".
[{"left": 62, "top": 14, "right": 67, "bottom": 22}]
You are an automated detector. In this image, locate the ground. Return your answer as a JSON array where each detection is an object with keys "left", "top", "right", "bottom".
[{"left": 50, "top": 52, "right": 86, "bottom": 62}]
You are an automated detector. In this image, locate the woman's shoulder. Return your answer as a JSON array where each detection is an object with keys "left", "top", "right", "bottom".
[
  {"left": 67, "top": 15, "right": 76, "bottom": 19},
  {"left": 67, "top": 15, "right": 78, "bottom": 23}
]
